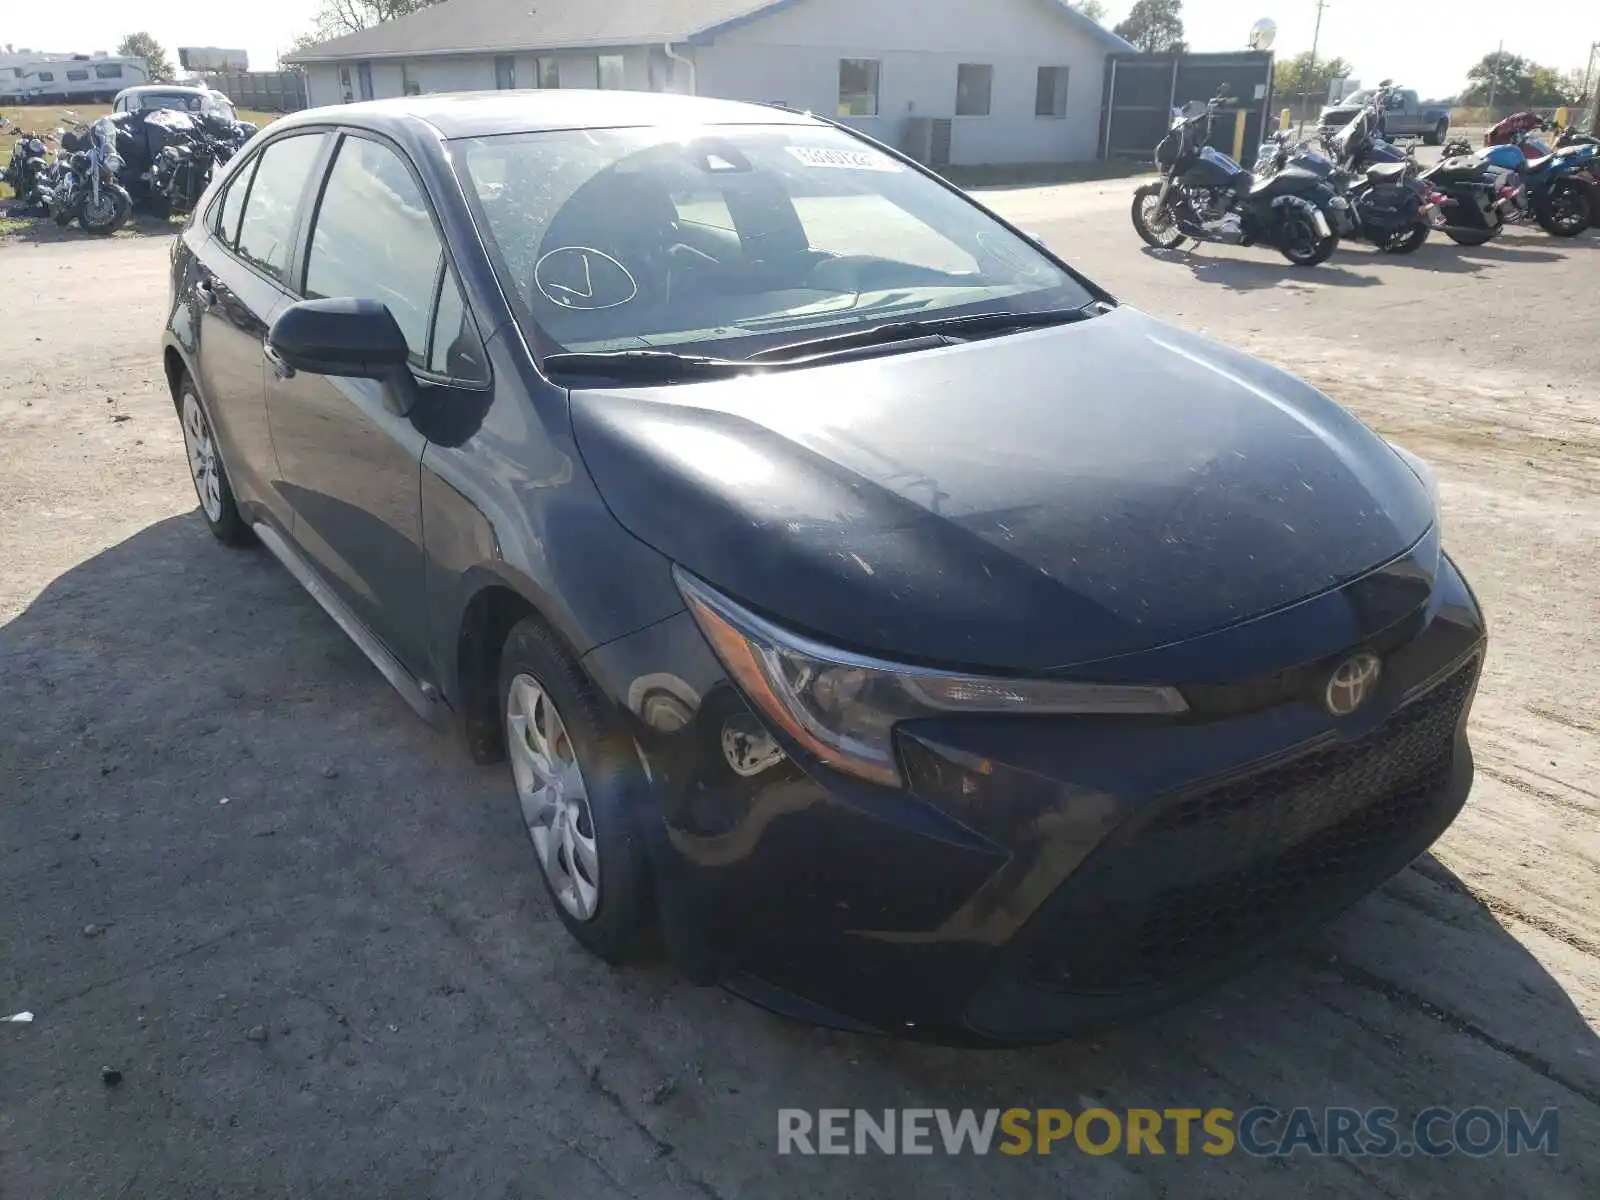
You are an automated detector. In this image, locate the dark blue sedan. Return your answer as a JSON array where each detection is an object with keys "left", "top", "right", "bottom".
[{"left": 160, "top": 91, "right": 1484, "bottom": 1044}]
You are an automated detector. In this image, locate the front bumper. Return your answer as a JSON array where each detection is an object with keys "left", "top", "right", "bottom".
[{"left": 583, "top": 540, "right": 1486, "bottom": 1044}]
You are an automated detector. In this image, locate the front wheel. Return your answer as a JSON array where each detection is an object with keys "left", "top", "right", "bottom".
[
  {"left": 1131, "top": 182, "right": 1187, "bottom": 250},
  {"left": 1534, "top": 181, "right": 1592, "bottom": 237},
  {"left": 1379, "top": 223, "right": 1430, "bottom": 253},
  {"left": 1426, "top": 120, "right": 1448, "bottom": 146},
  {"left": 1445, "top": 227, "right": 1496, "bottom": 246},
  {"left": 499, "top": 616, "right": 652, "bottom": 963},
  {"left": 1278, "top": 210, "right": 1339, "bottom": 266},
  {"left": 78, "top": 183, "right": 130, "bottom": 234}
]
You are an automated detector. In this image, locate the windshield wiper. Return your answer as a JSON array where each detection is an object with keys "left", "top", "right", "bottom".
[
  {"left": 542, "top": 349, "right": 753, "bottom": 382},
  {"left": 744, "top": 305, "right": 1104, "bottom": 364}
]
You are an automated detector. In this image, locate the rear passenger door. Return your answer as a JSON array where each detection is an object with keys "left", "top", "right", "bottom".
[
  {"left": 266, "top": 131, "right": 486, "bottom": 676},
  {"left": 191, "top": 131, "right": 328, "bottom": 528}
]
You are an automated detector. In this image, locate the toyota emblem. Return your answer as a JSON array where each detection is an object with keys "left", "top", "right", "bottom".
[{"left": 1324, "top": 652, "right": 1382, "bottom": 716}]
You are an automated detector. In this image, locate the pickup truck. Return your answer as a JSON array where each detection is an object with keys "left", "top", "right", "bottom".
[{"left": 1320, "top": 88, "right": 1452, "bottom": 144}]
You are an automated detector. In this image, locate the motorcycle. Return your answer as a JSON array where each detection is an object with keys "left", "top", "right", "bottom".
[
  {"left": 1255, "top": 84, "right": 1438, "bottom": 253},
  {"left": 1132, "top": 87, "right": 1345, "bottom": 267},
  {"left": 1461, "top": 126, "right": 1598, "bottom": 237},
  {"left": 3, "top": 129, "right": 56, "bottom": 213},
  {"left": 38, "top": 115, "right": 133, "bottom": 235},
  {"left": 114, "top": 108, "right": 257, "bottom": 217}
]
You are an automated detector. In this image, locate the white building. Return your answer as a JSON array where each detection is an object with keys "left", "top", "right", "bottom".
[{"left": 285, "top": 0, "right": 1131, "bottom": 165}]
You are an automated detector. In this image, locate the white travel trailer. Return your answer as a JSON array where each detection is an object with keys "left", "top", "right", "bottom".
[{"left": 0, "top": 52, "right": 151, "bottom": 104}]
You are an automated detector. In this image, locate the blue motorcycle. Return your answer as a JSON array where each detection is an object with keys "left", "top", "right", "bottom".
[{"left": 1464, "top": 129, "right": 1598, "bottom": 238}]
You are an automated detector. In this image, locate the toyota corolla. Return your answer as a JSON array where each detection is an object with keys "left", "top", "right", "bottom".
[{"left": 160, "top": 92, "right": 1485, "bottom": 1044}]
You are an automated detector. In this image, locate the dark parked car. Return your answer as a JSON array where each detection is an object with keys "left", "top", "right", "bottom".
[{"left": 161, "top": 92, "right": 1485, "bottom": 1045}]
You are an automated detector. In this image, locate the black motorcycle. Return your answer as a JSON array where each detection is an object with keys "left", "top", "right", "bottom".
[
  {"left": 1132, "top": 89, "right": 1344, "bottom": 267},
  {"left": 110, "top": 108, "right": 257, "bottom": 217},
  {"left": 39, "top": 116, "right": 132, "bottom": 235},
  {"left": 3, "top": 130, "right": 56, "bottom": 214}
]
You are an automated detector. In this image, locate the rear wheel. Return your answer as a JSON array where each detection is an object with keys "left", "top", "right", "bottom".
[
  {"left": 1445, "top": 227, "right": 1496, "bottom": 246},
  {"left": 1278, "top": 211, "right": 1338, "bottom": 266},
  {"left": 1131, "top": 182, "right": 1187, "bottom": 250},
  {"left": 1379, "top": 223, "right": 1430, "bottom": 253},
  {"left": 1534, "top": 181, "right": 1592, "bottom": 237},
  {"left": 178, "top": 379, "right": 253, "bottom": 546}
]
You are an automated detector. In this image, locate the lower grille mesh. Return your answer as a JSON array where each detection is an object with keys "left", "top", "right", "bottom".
[{"left": 1022, "top": 658, "right": 1478, "bottom": 994}]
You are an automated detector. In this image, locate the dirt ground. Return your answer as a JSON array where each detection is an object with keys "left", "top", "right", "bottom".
[{"left": 1, "top": 186, "right": 1597, "bottom": 1199}]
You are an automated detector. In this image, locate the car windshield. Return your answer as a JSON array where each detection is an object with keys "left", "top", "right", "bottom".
[
  {"left": 1343, "top": 90, "right": 1374, "bottom": 105},
  {"left": 138, "top": 92, "right": 204, "bottom": 112},
  {"left": 453, "top": 123, "right": 1094, "bottom": 358}
]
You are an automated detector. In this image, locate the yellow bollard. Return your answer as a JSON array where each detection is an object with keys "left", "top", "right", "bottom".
[
  {"left": 1280, "top": 107, "right": 1292, "bottom": 133},
  {"left": 1554, "top": 105, "right": 1570, "bottom": 132},
  {"left": 1233, "top": 109, "right": 1247, "bottom": 164}
]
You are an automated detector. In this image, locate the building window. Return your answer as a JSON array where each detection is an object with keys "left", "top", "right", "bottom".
[
  {"left": 956, "top": 64, "right": 992, "bottom": 116},
  {"left": 536, "top": 57, "right": 557, "bottom": 88},
  {"left": 95, "top": 64, "right": 123, "bottom": 80},
  {"left": 837, "top": 58, "right": 879, "bottom": 117},
  {"left": 1035, "top": 65, "right": 1069, "bottom": 117},
  {"left": 357, "top": 61, "right": 374, "bottom": 101},
  {"left": 494, "top": 56, "right": 515, "bottom": 89},
  {"left": 403, "top": 62, "right": 423, "bottom": 95},
  {"left": 598, "top": 54, "right": 625, "bottom": 90},
  {"left": 339, "top": 65, "right": 353, "bottom": 103}
]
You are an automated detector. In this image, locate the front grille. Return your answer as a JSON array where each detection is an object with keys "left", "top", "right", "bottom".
[{"left": 1021, "top": 657, "right": 1478, "bottom": 995}]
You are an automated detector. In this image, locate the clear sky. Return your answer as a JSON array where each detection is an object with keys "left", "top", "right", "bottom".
[{"left": 4, "top": 0, "right": 1591, "bottom": 97}]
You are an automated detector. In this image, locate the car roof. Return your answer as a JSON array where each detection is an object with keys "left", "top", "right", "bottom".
[
  {"left": 116, "top": 85, "right": 209, "bottom": 96},
  {"left": 269, "top": 90, "right": 826, "bottom": 140}
]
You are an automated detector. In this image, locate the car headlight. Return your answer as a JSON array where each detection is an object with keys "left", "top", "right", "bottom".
[
  {"left": 1388, "top": 441, "right": 1442, "bottom": 541},
  {"left": 675, "top": 568, "right": 1188, "bottom": 787}
]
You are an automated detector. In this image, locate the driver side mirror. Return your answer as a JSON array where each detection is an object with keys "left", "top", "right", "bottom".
[{"left": 268, "top": 298, "right": 417, "bottom": 415}]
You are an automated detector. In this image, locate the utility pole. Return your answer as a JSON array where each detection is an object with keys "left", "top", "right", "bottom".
[
  {"left": 1298, "top": 0, "right": 1330, "bottom": 136},
  {"left": 1486, "top": 38, "right": 1503, "bottom": 115}
]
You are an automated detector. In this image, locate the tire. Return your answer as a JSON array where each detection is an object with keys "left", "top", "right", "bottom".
[
  {"left": 1445, "top": 228, "right": 1496, "bottom": 246},
  {"left": 1426, "top": 120, "right": 1448, "bottom": 146},
  {"left": 78, "top": 183, "right": 131, "bottom": 235},
  {"left": 1131, "top": 182, "right": 1187, "bottom": 250},
  {"left": 1379, "top": 223, "right": 1430, "bottom": 253},
  {"left": 1278, "top": 211, "right": 1339, "bottom": 266},
  {"left": 499, "top": 615, "right": 651, "bottom": 963},
  {"left": 177, "top": 377, "right": 253, "bottom": 546},
  {"left": 143, "top": 193, "right": 173, "bottom": 220},
  {"left": 1533, "top": 181, "right": 1592, "bottom": 238}
]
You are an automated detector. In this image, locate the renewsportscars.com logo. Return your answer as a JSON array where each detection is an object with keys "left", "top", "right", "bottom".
[{"left": 777, "top": 1107, "right": 1561, "bottom": 1158}]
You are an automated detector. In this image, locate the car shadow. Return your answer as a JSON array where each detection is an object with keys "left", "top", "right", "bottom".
[
  {"left": 4, "top": 513, "right": 1597, "bottom": 1196},
  {"left": 1140, "top": 245, "right": 1383, "bottom": 289}
]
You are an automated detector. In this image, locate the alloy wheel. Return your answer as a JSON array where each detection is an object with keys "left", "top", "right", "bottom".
[
  {"left": 180, "top": 391, "right": 224, "bottom": 522},
  {"left": 506, "top": 672, "right": 601, "bottom": 920}
]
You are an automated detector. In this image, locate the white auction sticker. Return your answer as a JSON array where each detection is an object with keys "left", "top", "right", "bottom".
[{"left": 785, "top": 145, "right": 900, "bottom": 172}]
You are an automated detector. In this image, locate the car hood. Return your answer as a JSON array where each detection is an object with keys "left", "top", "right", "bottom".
[{"left": 569, "top": 306, "right": 1434, "bottom": 673}]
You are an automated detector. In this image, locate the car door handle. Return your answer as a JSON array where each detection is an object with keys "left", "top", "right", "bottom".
[
  {"left": 193, "top": 278, "right": 216, "bottom": 309},
  {"left": 263, "top": 343, "right": 296, "bottom": 380}
]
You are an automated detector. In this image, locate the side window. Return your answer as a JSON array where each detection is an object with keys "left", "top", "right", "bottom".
[
  {"left": 427, "top": 272, "right": 489, "bottom": 383},
  {"left": 304, "top": 135, "right": 442, "bottom": 363},
  {"left": 214, "top": 155, "right": 258, "bottom": 247},
  {"left": 235, "top": 134, "right": 328, "bottom": 280}
]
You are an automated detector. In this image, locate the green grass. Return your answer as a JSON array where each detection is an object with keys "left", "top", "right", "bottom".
[{"left": 2, "top": 103, "right": 281, "bottom": 198}]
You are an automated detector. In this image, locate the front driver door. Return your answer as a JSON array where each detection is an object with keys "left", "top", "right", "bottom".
[{"left": 265, "top": 131, "right": 449, "bottom": 678}]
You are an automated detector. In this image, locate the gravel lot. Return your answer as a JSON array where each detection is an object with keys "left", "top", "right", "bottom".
[{"left": 2, "top": 188, "right": 1597, "bottom": 1199}]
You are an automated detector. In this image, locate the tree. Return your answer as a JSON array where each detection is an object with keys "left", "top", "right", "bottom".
[
  {"left": 116, "top": 32, "right": 175, "bottom": 83},
  {"left": 1113, "top": 0, "right": 1186, "bottom": 54},
  {"left": 1274, "top": 51, "right": 1354, "bottom": 107},
  {"left": 1070, "top": 0, "right": 1108, "bottom": 23},
  {"left": 310, "top": 0, "right": 446, "bottom": 39},
  {"left": 1460, "top": 50, "right": 1583, "bottom": 108}
]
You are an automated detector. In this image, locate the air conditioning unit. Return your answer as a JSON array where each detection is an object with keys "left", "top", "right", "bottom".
[{"left": 902, "top": 117, "right": 953, "bottom": 168}]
